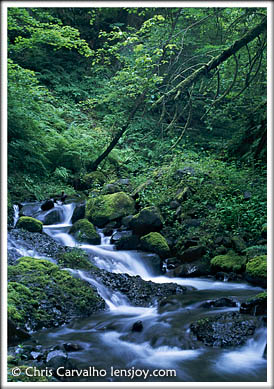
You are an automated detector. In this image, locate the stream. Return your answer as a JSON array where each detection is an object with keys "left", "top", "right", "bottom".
[{"left": 9, "top": 202, "right": 267, "bottom": 382}]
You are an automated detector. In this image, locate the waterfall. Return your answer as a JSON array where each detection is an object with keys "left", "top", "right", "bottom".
[{"left": 13, "top": 204, "right": 20, "bottom": 227}]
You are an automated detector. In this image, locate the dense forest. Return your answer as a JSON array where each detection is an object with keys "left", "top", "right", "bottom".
[{"left": 7, "top": 6, "right": 267, "bottom": 384}]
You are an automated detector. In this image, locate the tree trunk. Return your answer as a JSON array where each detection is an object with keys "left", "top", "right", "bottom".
[
  {"left": 154, "top": 17, "right": 266, "bottom": 106},
  {"left": 90, "top": 91, "right": 146, "bottom": 171}
]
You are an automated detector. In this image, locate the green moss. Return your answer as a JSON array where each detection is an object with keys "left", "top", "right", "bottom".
[
  {"left": 82, "top": 171, "right": 106, "bottom": 188},
  {"left": 140, "top": 232, "right": 170, "bottom": 258},
  {"left": 70, "top": 219, "right": 100, "bottom": 244},
  {"left": 246, "top": 255, "right": 267, "bottom": 279},
  {"left": 57, "top": 248, "right": 97, "bottom": 270},
  {"left": 86, "top": 192, "right": 135, "bottom": 227},
  {"left": 16, "top": 216, "right": 43, "bottom": 233},
  {"left": 210, "top": 250, "right": 246, "bottom": 272},
  {"left": 247, "top": 291, "right": 267, "bottom": 302},
  {"left": 8, "top": 365, "right": 51, "bottom": 382},
  {"left": 8, "top": 257, "right": 104, "bottom": 331}
]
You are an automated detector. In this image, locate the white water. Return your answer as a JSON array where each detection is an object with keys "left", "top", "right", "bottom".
[
  {"left": 13, "top": 204, "right": 20, "bottom": 227},
  {"left": 9, "top": 201, "right": 267, "bottom": 382}
]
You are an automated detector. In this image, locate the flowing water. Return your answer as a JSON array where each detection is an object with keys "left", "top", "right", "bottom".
[{"left": 9, "top": 202, "right": 267, "bottom": 382}]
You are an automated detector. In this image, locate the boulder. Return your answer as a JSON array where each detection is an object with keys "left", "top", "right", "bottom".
[
  {"left": 115, "top": 235, "right": 140, "bottom": 250},
  {"left": 210, "top": 250, "right": 246, "bottom": 273},
  {"left": 102, "top": 183, "right": 121, "bottom": 194},
  {"left": 200, "top": 297, "right": 237, "bottom": 308},
  {"left": 240, "top": 292, "right": 267, "bottom": 316},
  {"left": 131, "top": 320, "right": 143, "bottom": 332},
  {"left": 71, "top": 202, "right": 86, "bottom": 224},
  {"left": 86, "top": 192, "right": 135, "bottom": 227},
  {"left": 139, "top": 252, "right": 162, "bottom": 274},
  {"left": 110, "top": 230, "right": 132, "bottom": 243},
  {"left": 81, "top": 171, "right": 106, "bottom": 190},
  {"left": 70, "top": 219, "right": 100, "bottom": 245},
  {"left": 140, "top": 232, "right": 170, "bottom": 259},
  {"left": 129, "top": 206, "right": 163, "bottom": 235},
  {"left": 8, "top": 257, "right": 105, "bottom": 332},
  {"left": 8, "top": 319, "right": 31, "bottom": 345},
  {"left": 178, "top": 246, "right": 206, "bottom": 262},
  {"left": 16, "top": 216, "right": 43, "bottom": 233},
  {"left": 41, "top": 199, "right": 54, "bottom": 211},
  {"left": 173, "top": 259, "right": 211, "bottom": 277},
  {"left": 39, "top": 209, "right": 62, "bottom": 225},
  {"left": 245, "top": 255, "right": 267, "bottom": 287},
  {"left": 121, "top": 215, "right": 134, "bottom": 228},
  {"left": 190, "top": 312, "right": 260, "bottom": 347},
  {"left": 231, "top": 235, "right": 246, "bottom": 253}
]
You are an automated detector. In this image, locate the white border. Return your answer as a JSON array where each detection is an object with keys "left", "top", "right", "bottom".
[{"left": 1, "top": 1, "right": 273, "bottom": 389}]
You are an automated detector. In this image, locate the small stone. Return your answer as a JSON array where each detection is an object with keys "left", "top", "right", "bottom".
[{"left": 131, "top": 321, "right": 143, "bottom": 332}]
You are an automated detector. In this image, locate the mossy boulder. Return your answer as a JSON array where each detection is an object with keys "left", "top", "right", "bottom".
[
  {"left": 69, "top": 219, "right": 100, "bottom": 244},
  {"left": 245, "top": 255, "right": 267, "bottom": 287},
  {"left": 8, "top": 257, "right": 105, "bottom": 332},
  {"left": 16, "top": 216, "right": 43, "bottom": 233},
  {"left": 210, "top": 250, "right": 246, "bottom": 273},
  {"left": 129, "top": 206, "right": 164, "bottom": 235},
  {"left": 140, "top": 232, "right": 170, "bottom": 259},
  {"left": 240, "top": 292, "right": 267, "bottom": 315},
  {"left": 86, "top": 192, "right": 135, "bottom": 227},
  {"left": 57, "top": 248, "right": 97, "bottom": 271},
  {"left": 81, "top": 171, "right": 106, "bottom": 190}
]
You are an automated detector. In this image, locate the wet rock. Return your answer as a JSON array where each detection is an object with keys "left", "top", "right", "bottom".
[
  {"left": 39, "top": 209, "right": 62, "bottom": 225},
  {"left": 41, "top": 199, "right": 54, "bottom": 211},
  {"left": 30, "top": 351, "right": 43, "bottom": 361},
  {"left": 63, "top": 343, "right": 83, "bottom": 352},
  {"left": 91, "top": 268, "right": 187, "bottom": 307},
  {"left": 8, "top": 319, "right": 31, "bottom": 345},
  {"left": 129, "top": 206, "right": 164, "bottom": 235},
  {"left": 240, "top": 292, "right": 267, "bottom": 316},
  {"left": 111, "top": 230, "right": 132, "bottom": 243},
  {"left": 121, "top": 215, "right": 134, "bottom": 228},
  {"left": 190, "top": 312, "right": 260, "bottom": 347},
  {"left": 71, "top": 202, "right": 85, "bottom": 224},
  {"left": 173, "top": 260, "right": 211, "bottom": 277},
  {"left": 115, "top": 235, "right": 140, "bottom": 250},
  {"left": 200, "top": 297, "right": 237, "bottom": 308},
  {"left": 8, "top": 229, "right": 69, "bottom": 259},
  {"left": 131, "top": 321, "right": 143, "bottom": 332},
  {"left": 178, "top": 246, "right": 206, "bottom": 262}
]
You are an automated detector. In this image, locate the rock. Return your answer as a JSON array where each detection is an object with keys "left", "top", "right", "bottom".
[
  {"left": 215, "top": 236, "right": 232, "bottom": 247},
  {"left": 20, "top": 202, "right": 41, "bottom": 218},
  {"left": 231, "top": 235, "right": 246, "bottom": 253},
  {"left": 190, "top": 312, "right": 260, "bottom": 347},
  {"left": 173, "top": 259, "right": 211, "bottom": 277},
  {"left": 8, "top": 257, "right": 105, "bottom": 332},
  {"left": 116, "top": 178, "right": 130, "bottom": 186},
  {"left": 210, "top": 250, "right": 246, "bottom": 273},
  {"left": 71, "top": 202, "right": 86, "bottom": 224},
  {"left": 8, "top": 229, "right": 69, "bottom": 259},
  {"left": 110, "top": 230, "right": 132, "bottom": 243},
  {"left": 243, "top": 191, "right": 252, "bottom": 200},
  {"left": 201, "top": 297, "right": 237, "bottom": 308},
  {"left": 245, "top": 255, "right": 267, "bottom": 287},
  {"left": 129, "top": 206, "right": 164, "bottom": 235},
  {"left": 178, "top": 246, "right": 206, "bottom": 262},
  {"left": 16, "top": 216, "right": 43, "bottom": 233},
  {"left": 240, "top": 292, "right": 267, "bottom": 316},
  {"left": 39, "top": 209, "right": 62, "bottom": 225},
  {"left": 140, "top": 232, "right": 170, "bottom": 259},
  {"left": 263, "top": 344, "right": 267, "bottom": 359},
  {"left": 8, "top": 319, "right": 31, "bottom": 345},
  {"left": 86, "top": 192, "right": 135, "bottom": 227},
  {"left": 169, "top": 200, "right": 180, "bottom": 209},
  {"left": 81, "top": 171, "right": 106, "bottom": 190},
  {"left": 91, "top": 268, "right": 187, "bottom": 307},
  {"left": 41, "top": 199, "right": 54, "bottom": 211},
  {"left": 63, "top": 343, "right": 83, "bottom": 352},
  {"left": 70, "top": 219, "right": 101, "bottom": 245},
  {"left": 215, "top": 271, "right": 243, "bottom": 282},
  {"left": 121, "top": 215, "right": 134, "bottom": 228},
  {"left": 102, "top": 183, "right": 121, "bottom": 194},
  {"left": 131, "top": 320, "right": 143, "bottom": 332},
  {"left": 115, "top": 235, "right": 140, "bottom": 250},
  {"left": 30, "top": 351, "right": 43, "bottom": 360},
  {"left": 139, "top": 252, "right": 162, "bottom": 274}
]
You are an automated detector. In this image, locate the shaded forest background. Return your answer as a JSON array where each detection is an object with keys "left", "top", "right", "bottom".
[{"left": 8, "top": 7, "right": 267, "bottom": 244}]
